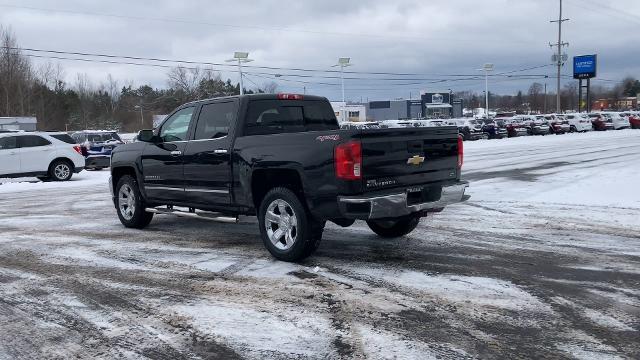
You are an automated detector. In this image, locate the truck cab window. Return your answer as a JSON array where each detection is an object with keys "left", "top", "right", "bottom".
[
  {"left": 194, "top": 102, "right": 237, "bottom": 140},
  {"left": 159, "top": 107, "right": 194, "bottom": 142},
  {"left": 244, "top": 100, "right": 337, "bottom": 136}
]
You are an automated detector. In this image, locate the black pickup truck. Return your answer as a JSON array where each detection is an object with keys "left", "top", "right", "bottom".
[{"left": 109, "top": 94, "right": 468, "bottom": 261}]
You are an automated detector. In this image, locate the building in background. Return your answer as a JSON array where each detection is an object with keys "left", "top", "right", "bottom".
[
  {"left": 365, "top": 100, "right": 411, "bottom": 121},
  {"left": 421, "top": 91, "right": 454, "bottom": 118},
  {"left": 592, "top": 97, "right": 638, "bottom": 111},
  {"left": 330, "top": 102, "right": 367, "bottom": 123},
  {"left": 0, "top": 117, "right": 37, "bottom": 131},
  {"left": 365, "top": 92, "right": 463, "bottom": 121}
]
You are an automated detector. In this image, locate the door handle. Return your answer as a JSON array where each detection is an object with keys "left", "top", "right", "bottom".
[
  {"left": 170, "top": 150, "right": 182, "bottom": 156},
  {"left": 214, "top": 149, "right": 228, "bottom": 154}
]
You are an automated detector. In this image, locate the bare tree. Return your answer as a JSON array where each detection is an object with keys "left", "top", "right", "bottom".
[
  {"left": 528, "top": 82, "right": 544, "bottom": 112},
  {"left": 262, "top": 81, "right": 279, "bottom": 94},
  {"left": 167, "top": 66, "right": 202, "bottom": 100},
  {"left": 75, "top": 73, "right": 94, "bottom": 129}
]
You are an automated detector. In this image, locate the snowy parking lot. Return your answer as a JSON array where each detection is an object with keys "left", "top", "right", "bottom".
[{"left": 1, "top": 130, "right": 639, "bottom": 359}]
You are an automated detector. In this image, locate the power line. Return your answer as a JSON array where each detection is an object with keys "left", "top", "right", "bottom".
[
  {"left": 5, "top": 46, "right": 554, "bottom": 79},
  {"left": 10, "top": 47, "right": 557, "bottom": 84}
]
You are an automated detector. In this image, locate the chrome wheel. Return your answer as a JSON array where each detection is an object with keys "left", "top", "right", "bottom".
[
  {"left": 54, "top": 163, "right": 70, "bottom": 180},
  {"left": 118, "top": 184, "right": 136, "bottom": 221},
  {"left": 264, "top": 199, "right": 298, "bottom": 250}
]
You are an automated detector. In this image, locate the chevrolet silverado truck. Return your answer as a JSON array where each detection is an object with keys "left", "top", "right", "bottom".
[{"left": 109, "top": 94, "right": 468, "bottom": 261}]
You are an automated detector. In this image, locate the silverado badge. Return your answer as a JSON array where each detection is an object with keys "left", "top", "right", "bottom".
[{"left": 407, "top": 155, "right": 425, "bottom": 166}]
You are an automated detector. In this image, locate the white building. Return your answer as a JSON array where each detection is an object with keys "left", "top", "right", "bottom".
[
  {"left": 330, "top": 102, "right": 367, "bottom": 123},
  {"left": 0, "top": 117, "right": 37, "bottom": 131}
]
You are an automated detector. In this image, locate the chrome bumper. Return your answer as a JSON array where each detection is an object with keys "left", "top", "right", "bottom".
[{"left": 338, "top": 181, "right": 469, "bottom": 220}]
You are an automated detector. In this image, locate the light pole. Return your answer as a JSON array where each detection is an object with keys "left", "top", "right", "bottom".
[
  {"left": 478, "top": 63, "right": 494, "bottom": 119},
  {"left": 226, "top": 52, "right": 254, "bottom": 95},
  {"left": 134, "top": 104, "right": 144, "bottom": 129},
  {"left": 332, "top": 57, "right": 352, "bottom": 123}
]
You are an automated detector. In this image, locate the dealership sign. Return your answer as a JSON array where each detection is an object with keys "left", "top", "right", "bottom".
[{"left": 573, "top": 54, "right": 597, "bottom": 79}]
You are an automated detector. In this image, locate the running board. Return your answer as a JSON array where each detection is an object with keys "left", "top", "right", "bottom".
[{"left": 145, "top": 207, "right": 239, "bottom": 223}]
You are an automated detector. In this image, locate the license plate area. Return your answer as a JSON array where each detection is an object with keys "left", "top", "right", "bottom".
[{"left": 406, "top": 185, "right": 442, "bottom": 206}]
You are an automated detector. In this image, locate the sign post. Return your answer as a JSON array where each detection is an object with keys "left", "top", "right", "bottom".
[{"left": 573, "top": 54, "right": 597, "bottom": 113}]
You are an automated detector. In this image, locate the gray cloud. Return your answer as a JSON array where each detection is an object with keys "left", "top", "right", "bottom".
[{"left": 1, "top": 0, "right": 639, "bottom": 101}]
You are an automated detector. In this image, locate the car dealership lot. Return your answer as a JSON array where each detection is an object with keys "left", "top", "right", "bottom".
[{"left": 1, "top": 130, "right": 639, "bottom": 359}]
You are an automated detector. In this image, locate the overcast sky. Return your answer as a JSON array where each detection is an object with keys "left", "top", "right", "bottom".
[{"left": 1, "top": 0, "right": 639, "bottom": 101}]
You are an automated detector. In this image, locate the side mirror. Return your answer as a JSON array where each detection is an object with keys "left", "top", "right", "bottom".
[{"left": 137, "top": 129, "right": 156, "bottom": 143}]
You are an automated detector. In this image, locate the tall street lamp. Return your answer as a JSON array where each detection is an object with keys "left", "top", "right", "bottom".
[
  {"left": 332, "top": 57, "right": 352, "bottom": 103},
  {"left": 226, "top": 52, "right": 254, "bottom": 95},
  {"left": 332, "top": 57, "right": 352, "bottom": 123},
  {"left": 478, "top": 63, "right": 494, "bottom": 119}
]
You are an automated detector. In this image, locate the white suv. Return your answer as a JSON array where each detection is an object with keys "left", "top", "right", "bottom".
[
  {"left": 0, "top": 132, "right": 86, "bottom": 181},
  {"left": 564, "top": 113, "right": 593, "bottom": 132}
]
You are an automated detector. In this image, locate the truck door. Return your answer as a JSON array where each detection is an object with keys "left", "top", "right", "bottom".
[
  {"left": 183, "top": 100, "right": 237, "bottom": 206},
  {"left": 141, "top": 106, "right": 195, "bottom": 202}
]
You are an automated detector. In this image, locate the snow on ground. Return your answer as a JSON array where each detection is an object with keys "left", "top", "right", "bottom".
[
  {"left": 0, "top": 129, "right": 639, "bottom": 359},
  {"left": 0, "top": 170, "right": 110, "bottom": 194}
]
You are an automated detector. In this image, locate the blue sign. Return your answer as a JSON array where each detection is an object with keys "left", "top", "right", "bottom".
[{"left": 573, "top": 55, "right": 597, "bottom": 79}]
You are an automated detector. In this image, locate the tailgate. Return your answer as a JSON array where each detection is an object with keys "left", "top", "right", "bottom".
[{"left": 359, "top": 126, "right": 459, "bottom": 191}]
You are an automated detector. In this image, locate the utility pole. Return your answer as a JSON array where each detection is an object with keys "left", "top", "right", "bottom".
[
  {"left": 226, "top": 52, "right": 253, "bottom": 95},
  {"left": 544, "top": 83, "right": 547, "bottom": 113},
  {"left": 550, "top": 0, "right": 569, "bottom": 113}
]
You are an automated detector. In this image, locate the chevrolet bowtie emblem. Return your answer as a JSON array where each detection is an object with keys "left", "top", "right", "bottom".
[{"left": 407, "top": 155, "right": 425, "bottom": 165}]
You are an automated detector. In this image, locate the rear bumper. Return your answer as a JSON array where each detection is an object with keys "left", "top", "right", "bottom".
[
  {"left": 86, "top": 156, "right": 111, "bottom": 168},
  {"left": 338, "top": 181, "right": 469, "bottom": 220}
]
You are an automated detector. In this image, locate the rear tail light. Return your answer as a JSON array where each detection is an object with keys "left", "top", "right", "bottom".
[
  {"left": 457, "top": 135, "right": 464, "bottom": 169},
  {"left": 277, "top": 93, "right": 304, "bottom": 100},
  {"left": 335, "top": 141, "right": 362, "bottom": 180},
  {"left": 73, "top": 145, "right": 83, "bottom": 155}
]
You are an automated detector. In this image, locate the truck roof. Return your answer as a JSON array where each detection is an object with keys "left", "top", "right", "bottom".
[{"left": 181, "top": 93, "right": 328, "bottom": 107}]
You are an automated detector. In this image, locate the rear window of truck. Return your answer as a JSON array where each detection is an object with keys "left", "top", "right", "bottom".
[{"left": 243, "top": 100, "right": 338, "bottom": 136}]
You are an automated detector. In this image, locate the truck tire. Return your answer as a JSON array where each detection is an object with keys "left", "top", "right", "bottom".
[
  {"left": 115, "top": 175, "right": 154, "bottom": 229},
  {"left": 49, "top": 159, "right": 74, "bottom": 181},
  {"left": 367, "top": 215, "right": 421, "bottom": 238},
  {"left": 258, "top": 187, "right": 324, "bottom": 262}
]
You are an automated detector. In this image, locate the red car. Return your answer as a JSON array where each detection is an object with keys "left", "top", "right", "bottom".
[
  {"left": 588, "top": 113, "right": 614, "bottom": 131},
  {"left": 622, "top": 112, "right": 640, "bottom": 129}
]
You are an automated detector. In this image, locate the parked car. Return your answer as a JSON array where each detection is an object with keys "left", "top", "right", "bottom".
[
  {"left": 482, "top": 119, "right": 508, "bottom": 139},
  {"left": 110, "top": 94, "right": 468, "bottom": 262},
  {"left": 0, "top": 132, "right": 85, "bottom": 181},
  {"left": 564, "top": 113, "right": 593, "bottom": 132},
  {"left": 589, "top": 113, "right": 613, "bottom": 131},
  {"left": 504, "top": 118, "right": 530, "bottom": 137},
  {"left": 452, "top": 119, "right": 487, "bottom": 140},
  {"left": 623, "top": 111, "right": 640, "bottom": 129},
  {"left": 606, "top": 112, "right": 631, "bottom": 130},
  {"left": 545, "top": 115, "right": 569, "bottom": 134},
  {"left": 71, "top": 130, "right": 123, "bottom": 170},
  {"left": 593, "top": 112, "right": 630, "bottom": 130},
  {"left": 527, "top": 116, "right": 551, "bottom": 135}
]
